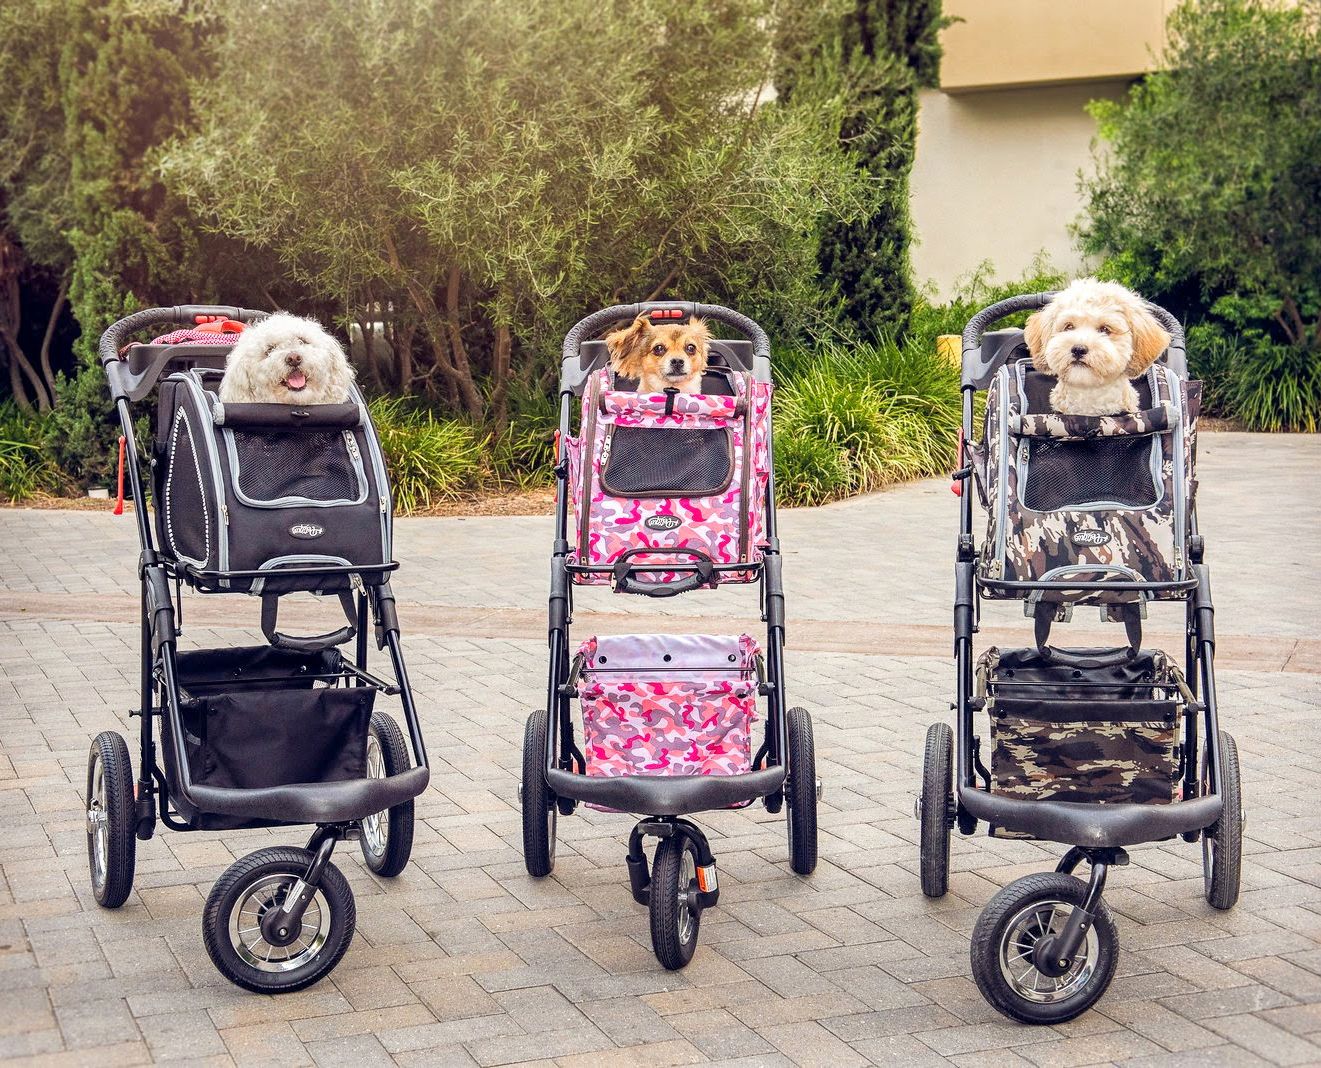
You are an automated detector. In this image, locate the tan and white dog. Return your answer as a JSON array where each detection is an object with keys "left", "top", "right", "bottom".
[
  {"left": 1024, "top": 279, "right": 1171, "bottom": 415},
  {"left": 605, "top": 313, "right": 711, "bottom": 395},
  {"left": 218, "top": 313, "right": 354, "bottom": 405}
]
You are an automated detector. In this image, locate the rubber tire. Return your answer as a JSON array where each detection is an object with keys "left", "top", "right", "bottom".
[
  {"left": 920, "top": 722, "right": 954, "bottom": 898},
  {"left": 87, "top": 731, "right": 137, "bottom": 908},
  {"left": 785, "top": 707, "right": 819, "bottom": 876},
  {"left": 1203, "top": 730, "right": 1243, "bottom": 911},
  {"left": 649, "top": 835, "right": 701, "bottom": 970},
  {"left": 521, "top": 709, "right": 557, "bottom": 878},
  {"left": 359, "top": 709, "right": 415, "bottom": 878},
  {"left": 203, "top": 847, "right": 355, "bottom": 994},
  {"left": 971, "top": 872, "right": 1119, "bottom": 1025}
]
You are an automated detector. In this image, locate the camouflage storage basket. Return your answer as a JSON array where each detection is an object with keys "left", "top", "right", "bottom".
[
  {"left": 980, "top": 647, "right": 1183, "bottom": 811},
  {"left": 971, "top": 358, "right": 1201, "bottom": 600}
]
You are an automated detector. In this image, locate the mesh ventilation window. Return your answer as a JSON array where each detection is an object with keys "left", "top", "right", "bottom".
[
  {"left": 602, "top": 427, "right": 732, "bottom": 498},
  {"left": 165, "top": 415, "right": 209, "bottom": 564},
  {"left": 233, "top": 430, "right": 360, "bottom": 503},
  {"left": 1022, "top": 436, "right": 1158, "bottom": 511}
]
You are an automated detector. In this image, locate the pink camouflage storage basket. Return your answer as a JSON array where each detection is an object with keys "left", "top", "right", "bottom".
[
  {"left": 577, "top": 634, "right": 761, "bottom": 785},
  {"left": 565, "top": 368, "right": 772, "bottom": 586}
]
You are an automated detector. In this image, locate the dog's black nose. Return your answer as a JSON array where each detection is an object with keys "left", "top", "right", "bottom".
[
  {"left": 1071, "top": 345, "right": 1088, "bottom": 359},
  {"left": 286, "top": 353, "right": 302, "bottom": 367},
  {"left": 668, "top": 358, "right": 685, "bottom": 373}
]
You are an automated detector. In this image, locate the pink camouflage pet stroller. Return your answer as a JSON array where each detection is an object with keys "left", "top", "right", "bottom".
[{"left": 520, "top": 301, "right": 820, "bottom": 969}]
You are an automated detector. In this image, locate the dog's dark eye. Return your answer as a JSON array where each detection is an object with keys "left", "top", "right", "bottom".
[
  {"left": 1097, "top": 324, "right": 1111, "bottom": 335},
  {"left": 684, "top": 343, "right": 696, "bottom": 355},
  {"left": 1063, "top": 322, "right": 1075, "bottom": 331},
  {"left": 652, "top": 344, "right": 666, "bottom": 356}
]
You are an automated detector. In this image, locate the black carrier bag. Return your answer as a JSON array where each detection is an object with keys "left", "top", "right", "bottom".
[
  {"left": 162, "top": 645, "right": 375, "bottom": 829},
  {"left": 979, "top": 647, "right": 1184, "bottom": 817},
  {"left": 153, "top": 369, "right": 392, "bottom": 594}
]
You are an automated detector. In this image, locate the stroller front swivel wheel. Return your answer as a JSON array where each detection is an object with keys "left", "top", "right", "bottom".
[
  {"left": 359, "top": 709, "right": 415, "bottom": 878},
  {"left": 650, "top": 835, "right": 702, "bottom": 970},
  {"left": 86, "top": 732, "right": 137, "bottom": 909},
  {"left": 919, "top": 722, "right": 954, "bottom": 898},
  {"left": 521, "top": 709, "right": 557, "bottom": 877},
  {"left": 203, "top": 847, "right": 355, "bottom": 993},
  {"left": 1203, "top": 730, "right": 1244, "bottom": 911},
  {"left": 971, "top": 873, "right": 1119, "bottom": 1025}
]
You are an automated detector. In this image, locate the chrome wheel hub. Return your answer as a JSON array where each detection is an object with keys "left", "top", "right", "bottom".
[
  {"left": 361, "top": 733, "right": 388, "bottom": 859},
  {"left": 229, "top": 874, "right": 330, "bottom": 972},
  {"left": 677, "top": 849, "right": 697, "bottom": 945},
  {"left": 999, "top": 899, "right": 1099, "bottom": 1004},
  {"left": 88, "top": 757, "right": 109, "bottom": 889}
]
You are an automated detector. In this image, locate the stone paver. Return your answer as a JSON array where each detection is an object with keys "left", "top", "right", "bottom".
[{"left": 0, "top": 432, "right": 1319, "bottom": 1066}]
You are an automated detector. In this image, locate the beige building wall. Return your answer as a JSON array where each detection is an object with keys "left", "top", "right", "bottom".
[{"left": 910, "top": 0, "right": 1171, "bottom": 299}]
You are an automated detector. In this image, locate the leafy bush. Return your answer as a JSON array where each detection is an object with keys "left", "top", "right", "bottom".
[
  {"left": 0, "top": 402, "right": 69, "bottom": 501},
  {"left": 1223, "top": 342, "right": 1321, "bottom": 433},
  {"left": 774, "top": 336, "right": 960, "bottom": 506},
  {"left": 486, "top": 383, "right": 558, "bottom": 490},
  {"left": 368, "top": 397, "right": 485, "bottom": 513}
]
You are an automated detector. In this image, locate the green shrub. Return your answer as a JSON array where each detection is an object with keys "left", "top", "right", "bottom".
[
  {"left": 487, "top": 384, "right": 558, "bottom": 490},
  {"left": 1223, "top": 342, "right": 1321, "bottom": 433},
  {"left": 774, "top": 336, "right": 960, "bottom": 506},
  {"left": 368, "top": 397, "right": 485, "bottom": 513},
  {"left": 0, "top": 402, "right": 69, "bottom": 501}
]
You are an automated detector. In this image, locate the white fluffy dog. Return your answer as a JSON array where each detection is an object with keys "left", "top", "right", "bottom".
[
  {"left": 218, "top": 313, "right": 354, "bottom": 405},
  {"left": 1024, "top": 279, "right": 1171, "bottom": 415}
]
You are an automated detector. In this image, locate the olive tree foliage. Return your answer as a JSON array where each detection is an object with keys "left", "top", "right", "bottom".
[
  {"left": 163, "top": 0, "right": 872, "bottom": 424},
  {"left": 1080, "top": 0, "right": 1321, "bottom": 350}
]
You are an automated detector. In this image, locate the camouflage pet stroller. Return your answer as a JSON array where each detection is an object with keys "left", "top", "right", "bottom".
[{"left": 917, "top": 292, "right": 1243, "bottom": 1024}]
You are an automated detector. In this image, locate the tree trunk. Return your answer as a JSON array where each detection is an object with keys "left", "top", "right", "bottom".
[
  {"left": 490, "top": 323, "right": 512, "bottom": 430},
  {"left": 443, "top": 264, "right": 484, "bottom": 419},
  {"left": 38, "top": 272, "right": 70, "bottom": 401},
  {"left": 0, "top": 322, "right": 50, "bottom": 412}
]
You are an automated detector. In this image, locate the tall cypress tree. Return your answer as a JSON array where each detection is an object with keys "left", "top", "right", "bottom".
[{"left": 778, "top": 1, "right": 945, "bottom": 337}]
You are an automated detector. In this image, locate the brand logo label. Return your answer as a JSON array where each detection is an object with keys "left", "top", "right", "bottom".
[
  {"left": 1071, "top": 529, "right": 1111, "bottom": 546},
  {"left": 644, "top": 514, "right": 682, "bottom": 532},
  {"left": 290, "top": 522, "right": 325, "bottom": 540}
]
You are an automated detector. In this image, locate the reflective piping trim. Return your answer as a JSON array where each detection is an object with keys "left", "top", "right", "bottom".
[
  {"left": 164, "top": 409, "right": 209, "bottom": 568},
  {"left": 180, "top": 373, "right": 232, "bottom": 583},
  {"left": 995, "top": 364, "right": 1010, "bottom": 572},
  {"left": 249, "top": 554, "right": 353, "bottom": 596},
  {"left": 354, "top": 382, "right": 393, "bottom": 562},
  {"left": 220, "top": 426, "right": 369, "bottom": 508},
  {"left": 1166, "top": 365, "right": 1188, "bottom": 575}
]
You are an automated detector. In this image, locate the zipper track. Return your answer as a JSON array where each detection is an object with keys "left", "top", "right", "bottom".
[
  {"left": 995, "top": 366, "right": 1010, "bottom": 571},
  {"left": 578, "top": 373, "right": 600, "bottom": 561},
  {"left": 598, "top": 424, "right": 734, "bottom": 499},
  {"left": 739, "top": 375, "right": 753, "bottom": 562}
]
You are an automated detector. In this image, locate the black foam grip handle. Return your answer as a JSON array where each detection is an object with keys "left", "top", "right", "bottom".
[
  {"left": 961, "top": 292, "right": 1184, "bottom": 353},
  {"left": 99, "top": 306, "right": 269, "bottom": 366},
  {"left": 562, "top": 302, "right": 770, "bottom": 361}
]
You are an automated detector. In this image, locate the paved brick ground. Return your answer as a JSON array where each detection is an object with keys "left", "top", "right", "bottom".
[{"left": 2, "top": 433, "right": 1320, "bottom": 1066}]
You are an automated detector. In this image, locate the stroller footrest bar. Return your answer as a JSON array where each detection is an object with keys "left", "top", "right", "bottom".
[
  {"left": 957, "top": 787, "right": 1221, "bottom": 848},
  {"left": 185, "top": 766, "right": 429, "bottom": 825},
  {"left": 546, "top": 767, "right": 784, "bottom": 817}
]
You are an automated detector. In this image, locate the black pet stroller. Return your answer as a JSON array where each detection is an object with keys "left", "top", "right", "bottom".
[
  {"left": 919, "top": 292, "right": 1243, "bottom": 1023},
  {"left": 520, "top": 301, "right": 819, "bottom": 969},
  {"left": 86, "top": 306, "right": 429, "bottom": 993}
]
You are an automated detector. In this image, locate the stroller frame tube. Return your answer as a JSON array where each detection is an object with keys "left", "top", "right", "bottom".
[
  {"left": 102, "top": 309, "right": 430, "bottom": 837},
  {"left": 952, "top": 297, "right": 1224, "bottom": 849}
]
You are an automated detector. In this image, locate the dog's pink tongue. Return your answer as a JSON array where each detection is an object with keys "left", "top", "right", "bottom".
[{"left": 286, "top": 371, "right": 307, "bottom": 390}]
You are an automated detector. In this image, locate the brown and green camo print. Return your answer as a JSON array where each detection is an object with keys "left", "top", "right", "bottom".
[{"left": 970, "top": 359, "right": 1202, "bottom": 601}]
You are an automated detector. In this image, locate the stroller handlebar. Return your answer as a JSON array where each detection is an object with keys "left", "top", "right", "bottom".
[
  {"left": 98, "top": 306, "right": 270, "bottom": 368},
  {"left": 960, "top": 292, "right": 1187, "bottom": 387},
  {"left": 562, "top": 302, "right": 771, "bottom": 362}
]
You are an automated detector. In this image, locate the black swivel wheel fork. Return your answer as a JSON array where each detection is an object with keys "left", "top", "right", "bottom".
[
  {"left": 258, "top": 829, "right": 342, "bottom": 949},
  {"left": 1033, "top": 847, "right": 1120, "bottom": 977},
  {"left": 627, "top": 818, "right": 721, "bottom": 971}
]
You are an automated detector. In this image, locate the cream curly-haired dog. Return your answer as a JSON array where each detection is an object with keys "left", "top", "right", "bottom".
[
  {"left": 218, "top": 313, "right": 354, "bottom": 405},
  {"left": 1024, "top": 279, "right": 1171, "bottom": 415}
]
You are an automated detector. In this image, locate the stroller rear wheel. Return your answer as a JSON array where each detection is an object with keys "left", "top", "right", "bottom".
[
  {"left": 359, "top": 709, "right": 415, "bottom": 878},
  {"left": 86, "top": 732, "right": 136, "bottom": 909},
  {"left": 521, "top": 709, "right": 557, "bottom": 877},
  {"left": 1203, "top": 730, "right": 1243, "bottom": 911},
  {"left": 203, "top": 846, "right": 355, "bottom": 993},
  {"left": 786, "top": 707, "right": 819, "bottom": 875},
  {"left": 650, "top": 835, "right": 702, "bottom": 970},
  {"left": 971, "top": 872, "right": 1118, "bottom": 1024},
  {"left": 919, "top": 722, "right": 954, "bottom": 897}
]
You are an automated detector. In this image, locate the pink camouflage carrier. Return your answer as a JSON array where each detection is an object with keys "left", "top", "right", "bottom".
[
  {"left": 566, "top": 367, "right": 772, "bottom": 586},
  {"left": 522, "top": 302, "right": 819, "bottom": 971}
]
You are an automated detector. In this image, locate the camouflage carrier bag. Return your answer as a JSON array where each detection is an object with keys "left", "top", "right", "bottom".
[
  {"left": 971, "top": 358, "right": 1201, "bottom": 600},
  {"left": 978, "top": 646, "right": 1185, "bottom": 818}
]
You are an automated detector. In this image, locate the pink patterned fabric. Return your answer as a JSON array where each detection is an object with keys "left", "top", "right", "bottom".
[
  {"left": 149, "top": 329, "right": 242, "bottom": 345},
  {"left": 568, "top": 368, "right": 772, "bottom": 587},
  {"left": 578, "top": 634, "right": 760, "bottom": 782}
]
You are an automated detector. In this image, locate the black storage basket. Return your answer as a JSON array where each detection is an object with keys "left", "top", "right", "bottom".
[
  {"left": 162, "top": 646, "right": 374, "bottom": 829},
  {"left": 981, "top": 647, "right": 1183, "bottom": 811},
  {"left": 153, "top": 369, "right": 392, "bottom": 594}
]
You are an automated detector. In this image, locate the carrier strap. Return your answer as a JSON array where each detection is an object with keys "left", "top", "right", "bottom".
[
  {"left": 1033, "top": 601, "right": 1142, "bottom": 668},
  {"left": 261, "top": 591, "right": 358, "bottom": 653}
]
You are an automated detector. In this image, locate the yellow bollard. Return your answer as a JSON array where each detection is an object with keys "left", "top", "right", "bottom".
[{"left": 937, "top": 334, "right": 960, "bottom": 366}]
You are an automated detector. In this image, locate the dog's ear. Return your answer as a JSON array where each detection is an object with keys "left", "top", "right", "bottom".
[
  {"left": 1124, "top": 300, "right": 1171, "bottom": 377},
  {"left": 686, "top": 317, "right": 710, "bottom": 349},
  {"left": 605, "top": 313, "right": 654, "bottom": 378},
  {"left": 1023, "top": 306, "right": 1055, "bottom": 373}
]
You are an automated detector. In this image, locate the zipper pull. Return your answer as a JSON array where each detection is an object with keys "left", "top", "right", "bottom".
[
  {"left": 599, "top": 432, "right": 612, "bottom": 466},
  {"left": 221, "top": 504, "right": 230, "bottom": 526},
  {"left": 344, "top": 431, "right": 361, "bottom": 461}
]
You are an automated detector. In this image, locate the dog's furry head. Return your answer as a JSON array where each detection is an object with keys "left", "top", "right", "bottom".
[
  {"left": 218, "top": 313, "right": 354, "bottom": 406},
  {"left": 1024, "top": 279, "right": 1170, "bottom": 414},
  {"left": 605, "top": 313, "right": 710, "bottom": 395}
]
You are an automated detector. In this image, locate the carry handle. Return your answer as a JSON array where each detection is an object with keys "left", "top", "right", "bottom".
[
  {"left": 1033, "top": 601, "right": 1143, "bottom": 668},
  {"left": 261, "top": 591, "right": 357, "bottom": 654},
  {"left": 611, "top": 547, "right": 717, "bottom": 597},
  {"left": 563, "top": 302, "right": 771, "bottom": 363}
]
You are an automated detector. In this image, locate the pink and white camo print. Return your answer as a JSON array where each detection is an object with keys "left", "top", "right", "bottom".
[
  {"left": 567, "top": 369, "right": 772, "bottom": 586},
  {"left": 578, "top": 634, "right": 760, "bottom": 783}
]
